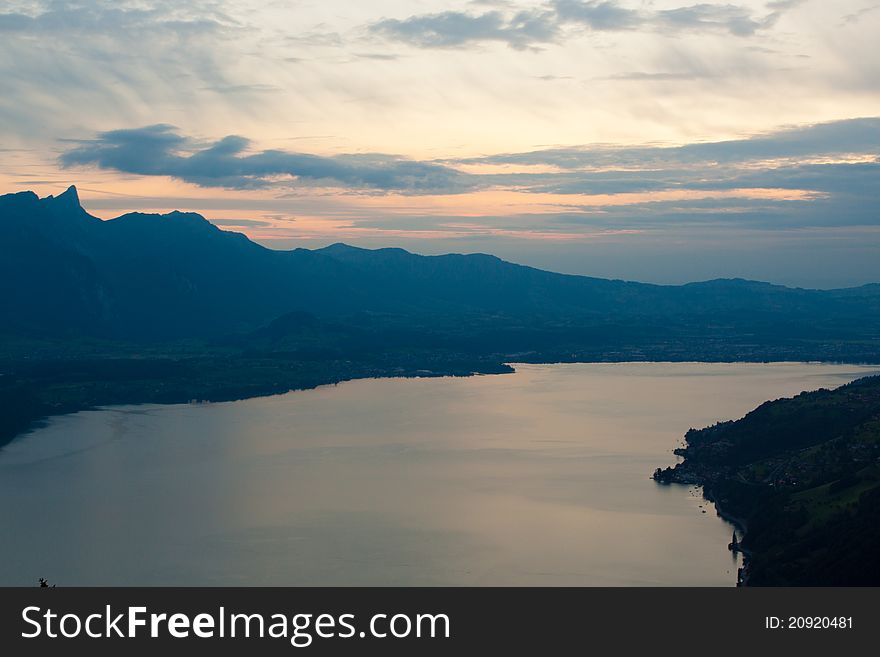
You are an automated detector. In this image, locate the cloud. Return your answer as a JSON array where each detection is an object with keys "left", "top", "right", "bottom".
[
  {"left": 601, "top": 70, "right": 715, "bottom": 81},
  {"left": 208, "top": 219, "right": 273, "bottom": 228},
  {"left": 369, "top": 1, "right": 805, "bottom": 49},
  {"left": 653, "top": 4, "right": 765, "bottom": 36},
  {"left": 59, "top": 118, "right": 880, "bottom": 231},
  {"left": 201, "top": 83, "right": 280, "bottom": 94},
  {"left": 60, "top": 125, "right": 475, "bottom": 193},
  {"left": 840, "top": 3, "right": 880, "bottom": 25},
  {"left": 0, "top": 1, "right": 234, "bottom": 37},
  {"left": 452, "top": 117, "right": 880, "bottom": 228},
  {"left": 353, "top": 52, "right": 402, "bottom": 61},
  {"left": 458, "top": 117, "right": 880, "bottom": 169},
  {"left": 369, "top": 8, "right": 559, "bottom": 50},
  {"left": 0, "top": 1, "right": 250, "bottom": 145},
  {"left": 551, "top": 0, "right": 641, "bottom": 30}
]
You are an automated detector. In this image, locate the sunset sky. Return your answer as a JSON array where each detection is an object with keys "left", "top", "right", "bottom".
[{"left": 2, "top": 0, "right": 879, "bottom": 287}]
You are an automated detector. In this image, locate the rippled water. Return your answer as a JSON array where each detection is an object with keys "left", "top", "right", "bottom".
[{"left": 1, "top": 362, "right": 874, "bottom": 586}]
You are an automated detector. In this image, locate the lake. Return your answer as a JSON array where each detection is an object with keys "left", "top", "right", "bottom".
[{"left": 1, "top": 362, "right": 876, "bottom": 586}]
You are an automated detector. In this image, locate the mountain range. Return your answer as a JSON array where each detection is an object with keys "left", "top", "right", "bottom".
[{"left": 2, "top": 185, "right": 880, "bottom": 351}]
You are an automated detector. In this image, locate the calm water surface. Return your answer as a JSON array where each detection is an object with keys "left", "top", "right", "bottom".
[{"left": 1, "top": 362, "right": 876, "bottom": 586}]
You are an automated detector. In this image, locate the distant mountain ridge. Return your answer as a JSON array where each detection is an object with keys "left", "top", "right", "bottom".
[{"left": 2, "top": 186, "right": 879, "bottom": 346}]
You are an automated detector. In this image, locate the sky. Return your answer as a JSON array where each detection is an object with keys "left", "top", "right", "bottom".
[{"left": 1, "top": 0, "right": 879, "bottom": 288}]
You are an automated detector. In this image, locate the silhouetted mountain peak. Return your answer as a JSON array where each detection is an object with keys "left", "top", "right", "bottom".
[
  {"left": 0, "top": 186, "right": 81, "bottom": 210},
  {"left": 319, "top": 242, "right": 364, "bottom": 254},
  {"left": 42, "top": 185, "right": 100, "bottom": 226},
  {"left": 46, "top": 184, "right": 81, "bottom": 208},
  {"left": 0, "top": 186, "right": 101, "bottom": 239}
]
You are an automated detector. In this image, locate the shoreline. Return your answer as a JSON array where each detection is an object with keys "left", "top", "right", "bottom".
[
  {"left": 702, "top": 487, "right": 752, "bottom": 586},
  {"left": 0, "top": 360, "right": 515, "bottom": 451},
  {"left": 5, "top": 358, "right": 877, "bottom": 452}
]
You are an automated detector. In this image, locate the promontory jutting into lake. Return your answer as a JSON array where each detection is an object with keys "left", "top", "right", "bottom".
[{"left": 1, "top": 362, "right": 874, "bottom": 586}]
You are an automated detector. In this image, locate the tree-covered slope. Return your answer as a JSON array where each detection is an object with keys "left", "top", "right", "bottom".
[{"left": 655, "top": 375, "right": 880, "bottom": 585}]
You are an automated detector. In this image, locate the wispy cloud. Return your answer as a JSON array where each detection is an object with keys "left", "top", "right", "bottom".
[
  {"left": 0, "top": 0, "right": 235, "bottom": 37},
  {"left": 208, "top": 218, "right": 273, "bottom": 227},
  {"left": 369, "top": 1, "right": 805, "bottom": 50},
  {"left": 840, "top": 3, "right": 880, "bottom": 25},
  {"left": 550, "top": 0, "right": 641, "bottom": 31},
  {"left": 370, "top": 8, "right": 559, "bottom": 50},
  {"left": 601, "top": 70, "right": 716, "bottom": 81},
  {"left": 458, "top": 117, "right": 880, "bottom": 168},
  {"left": 0, "top": 1, "right": 249, "bottom": 144}
]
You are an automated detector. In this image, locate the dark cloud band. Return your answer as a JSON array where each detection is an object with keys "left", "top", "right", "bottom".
[{"left": 60, "top": 125, "right": 474, "bottom": 193}]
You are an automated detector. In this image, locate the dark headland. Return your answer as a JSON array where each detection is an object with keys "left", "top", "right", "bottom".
[{"left": 654, "top": 375, "right": 880, "bottom": 586}]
